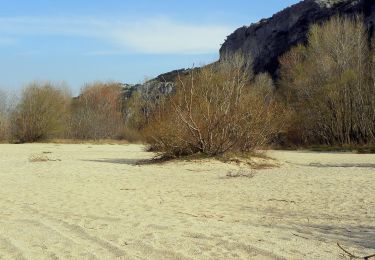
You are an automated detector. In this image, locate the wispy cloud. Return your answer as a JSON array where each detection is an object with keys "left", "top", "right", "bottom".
[
  {"left": 0, "top": 16, "right": 232, "bottom": 54},
  {"left": 110, "top": 18, "right": 232, "bottom": 54}
]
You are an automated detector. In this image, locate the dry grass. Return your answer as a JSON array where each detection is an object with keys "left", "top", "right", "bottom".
[
  {"left": 147, "top": 150, "right": 281, "bottom": 170},
  {"left": 28, "top": 153, "right": 61, "bottom": 162},
  {"left": 29, "top": 154, "right": 50, "bottom": 162},
  {"left": 225, "top": 169, "right": 255, "bottom": 178},
  {"left": 219, "top": 151, "right": 279, "bottom": 170}
]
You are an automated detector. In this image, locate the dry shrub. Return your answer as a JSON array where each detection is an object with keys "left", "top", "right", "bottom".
[
  {"left": 29, "top": 154, "right": 49, "bottom": 162},
  {"left": 225, "top": 169, "right": 255, "bottom": 178},
  {"left": 124, "top": 90, "right": 155, "bottom": 130},
  {"left": 0, "top": 115, "right": 8, "bottom": 142},
  {"left": 0, "top": 90, "right": 9, "bottom": 142},
  {"left": 115, "top": 127, "right": 144, "bottom": 143},
  {"left": 10, "top": 82, "right": 71, "bottom": 143},
  {"left": 279, "top": 15, "right": 375, "bottom": 145},
  {"left": 69, "top": 82, "right": 124, "bottom": 140},
  {"left": 28, "top": 153, "right": 61, "bottom": 162},
  {"left": 144, "top": 54, "right": 287, "bottom": 157}
]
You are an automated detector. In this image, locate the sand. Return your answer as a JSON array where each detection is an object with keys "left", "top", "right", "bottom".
[{"left": 0, "top": 143, "right": 374, "bottom": 259}]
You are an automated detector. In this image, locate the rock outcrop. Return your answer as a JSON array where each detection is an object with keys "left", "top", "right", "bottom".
[
  {"left": 121, "top": 69, "right": 191, "bottom": 100},
  {"left": 220, "top": 0, "right": 375, "bottom": 77},
  {"left": 123, "top": 0, "right": 375, "bottom": 98}
]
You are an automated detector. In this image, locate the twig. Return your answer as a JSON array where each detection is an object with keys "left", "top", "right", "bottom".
[
  {"left": 337, "top": 242, "right": 375, "bottom": 259},
  {"left": 292, "top": 233, "right": 309, "bottom": 240},
  {"left": 177, "top": 211, "right": 199, "bottom": 218},
  {"left": 268, "top": 199, "right": 296, "bottom": 204}
]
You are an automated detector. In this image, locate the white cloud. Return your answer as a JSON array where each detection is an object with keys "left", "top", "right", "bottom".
[
  {"left": 0, "top": 16, "right": 232, "bottom": 54},
  {"left": 110, "top": 18, "right": 232, "bottom": 54}
]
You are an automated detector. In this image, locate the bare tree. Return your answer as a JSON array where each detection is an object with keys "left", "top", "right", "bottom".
[
  {"left": 144, "top": 53, "right": 286, "bottom": 157},
  {"left": 0, "top": 90, "right": 9, "bottom": 141},
  {"left": 10, "top": 82, "right": 71, "bottom": 143},
  {"left": 69, "top": 82, "right": 124, "bottom": 140},
  {"left": 279, "top": 15, "right": 375, "bottom": 145}
]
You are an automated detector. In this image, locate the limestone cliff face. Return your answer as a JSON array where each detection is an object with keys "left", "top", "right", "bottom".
[
  {"left": 121, "top": 69, "right": 191, "bottom": 100},
  {"left": 124, "top": 0, "right": 375, "bottom": 97},
  {"left": 219, "top": 0, "right": 375, "bottom": 77}
]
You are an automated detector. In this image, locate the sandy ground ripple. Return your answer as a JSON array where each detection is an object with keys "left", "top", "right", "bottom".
[{"left": 0, "top": 143, "right": 374, "bottom": 259}]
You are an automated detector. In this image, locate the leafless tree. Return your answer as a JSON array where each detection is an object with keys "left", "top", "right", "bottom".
[
  {"left": 69, "top": 82, "right": 124, "bottom": 140},
  {"left": 10, "top": 82, "right": 71, "bottom": 143},
  {"left": 144, "top": 52, "right": 286, "bottom": 157},
  {"left": 279, "top": 15, "right": 375, "bottom": 145},
  {"left": 0, "top": 90, "right": 9, "bottom": 141}
]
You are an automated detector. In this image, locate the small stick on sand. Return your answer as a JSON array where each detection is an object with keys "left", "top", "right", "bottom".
[
  {"left": 268, "top": 199, "right": 296, "bottom": 204},
  {"left": 292, "top": 233, "right": 309, "bottom": 240},
  {"left": 177, "top": 212, "right": 199, "bottom": 218}
]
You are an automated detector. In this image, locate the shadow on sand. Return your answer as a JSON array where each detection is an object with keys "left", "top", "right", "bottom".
[
  {"left": 308, "top": 163, "right": 375, "bottom": 168},
  {"left": 82, "top": 157, "right": 168, "bottom": 166},
  {"left": 294, "top": 224, "right": 375, "bottom": 250},
  {"left": 268, "top": 220, "right": 375, "bottom": 250}
]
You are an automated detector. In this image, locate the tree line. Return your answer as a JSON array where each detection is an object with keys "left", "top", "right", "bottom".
[
  {"left": 279, "top": 15, "right": 375, "bottom": 145},
  {"left": 0, "top": 82, "right": 136, "bottom": 143},
  {"left": 0, "top": 15, "right": 374, "bottom": 157}
]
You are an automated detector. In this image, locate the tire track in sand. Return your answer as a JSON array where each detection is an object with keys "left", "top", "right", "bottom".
[{"left": 16, "top": 204, "right": 130, "bottom": 259}]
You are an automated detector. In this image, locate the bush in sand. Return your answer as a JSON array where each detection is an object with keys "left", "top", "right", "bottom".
[
  {"left": 9, "top": 82, "right": 71, "bottom": 143},
  {"left": 143, "top": 53, "right": 288, "bottom": 158}
]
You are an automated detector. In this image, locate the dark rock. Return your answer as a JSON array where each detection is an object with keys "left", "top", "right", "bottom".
[
  {"left": 123, "top": 0, "right": 375, "bottom": 98},
  {"left": 220, "top": 0, "right": 375, "bottom": 77}
]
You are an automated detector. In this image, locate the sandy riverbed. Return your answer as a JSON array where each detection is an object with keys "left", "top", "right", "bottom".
[{"left": 0, "top": 143, "right": 374, "bottom": 259}]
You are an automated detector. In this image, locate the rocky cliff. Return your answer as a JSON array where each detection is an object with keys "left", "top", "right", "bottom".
[
  {"left": 121, "top": 69, "right": 191, "bottom": 100},
  {"left": 123, "top": 0, "right": 375, "bottom": 98},
  {"left": 220, "top": 0, "right": 375, "bottom": 77}
]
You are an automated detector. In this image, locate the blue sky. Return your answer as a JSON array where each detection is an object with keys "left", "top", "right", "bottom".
[{"left": 0, "top": 0, "right": 299, "bottom": 94}]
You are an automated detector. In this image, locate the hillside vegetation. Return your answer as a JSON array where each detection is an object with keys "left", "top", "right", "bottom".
[
  {"left": 279, "top": 16, "right": 375, "bottom": 145},
  {"left": 0, "top": 16, "right": 374, "bottom": 157}
]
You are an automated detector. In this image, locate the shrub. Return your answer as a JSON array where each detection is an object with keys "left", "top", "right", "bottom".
[
  {"left": 124, "top": 91, "right": 155, "bottom": 130},
  {"left": 124, "top": 81, "right": 172, "bottom": 131},
  {"left": 0, "top": 90, "right": 9, "bottom": 141},
  {"left": 279, "top": 16, "right": 375, "bottom": 145},
  {"left": 144, "top": 54, "right": 286, "bottom": 157},
  {"left": 10, "top": 82, "right": 71, "bottom": 143},
  {"left": 29, "top": 154, "right": 49, "bottom": 162},
  {"left": 115, "top": 127, "right": 144, "bottom": 143},
  {"left": 69, "top": 82, "right": 124, "bottom": 140}
]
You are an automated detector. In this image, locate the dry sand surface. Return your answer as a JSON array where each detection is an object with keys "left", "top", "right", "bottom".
[{"left": 0, "top": 143, "right": 374, "bottom": 259}]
